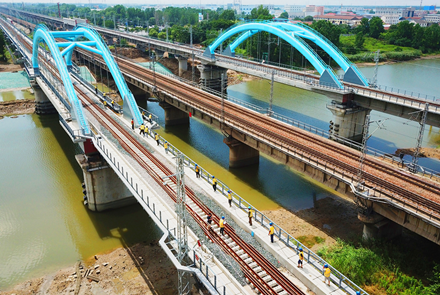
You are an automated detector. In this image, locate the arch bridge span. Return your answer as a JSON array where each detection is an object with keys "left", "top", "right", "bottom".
[
  {"left": 32, "top": 24, "right": 142, "bottom": 135},
  {"left": 204, "top": 21, "right": 369, "bottom": 88}
]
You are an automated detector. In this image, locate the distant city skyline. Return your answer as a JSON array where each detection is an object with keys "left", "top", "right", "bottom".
[{"left": 10, "top": 0, "right": 439, "bottom": 7}]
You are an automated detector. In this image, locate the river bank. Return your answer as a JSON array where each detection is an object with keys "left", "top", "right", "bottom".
[
  {"left": 0, "top": 242, "right": 180, "bottom": 295},
  {"left": 0, "top": 99, "right": 35, "bottom": 116},
  {"left": 354, "top": 53, "right": 440, "bottom": 67}
]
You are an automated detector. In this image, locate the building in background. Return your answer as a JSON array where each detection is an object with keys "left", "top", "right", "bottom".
[{"left": 314, "top": 14, "right": 363, "bottom": 25}]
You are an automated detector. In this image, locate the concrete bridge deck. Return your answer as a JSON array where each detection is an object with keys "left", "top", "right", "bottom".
[
  {"left": 0, "top": 18, "right": 368, "bottom": 295},
  {"left": 3, "top": 8, "right": 440, "bottom": 129}
]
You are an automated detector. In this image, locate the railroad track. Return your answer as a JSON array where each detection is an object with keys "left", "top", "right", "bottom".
[
  {"left": 86, "top": 54, "right": 440, "bottom": 217},
  {"left": 8, "top": 13, "right": 440, "bottom": 224},
  {"left": 12, "top": 26, "right": 306, "bottom": 293}
]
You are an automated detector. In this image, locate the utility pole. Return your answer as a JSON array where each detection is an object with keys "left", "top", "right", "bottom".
[
  {"left": 191, "top": 50, "right": 195, "bottom": 83},
  {"left": 93, "top": 12, "right": 96, "bottom": 25},
  {"left": 371, "top": 50, "right": 380, "bottom": 88},
  {"left": 57, "top": 2, "right": 61, "bottom": 18},
  {"left": 219, "top": 28, "right": 223, "bottom": 52},
  {"left": 410, "top": 103, "right": 429, "bottom": 172},
  {"left": 221, "top": 73, "right": 225, "bottom": 130},
  {"left": 175, "top": 153, "right": 190, "bottom": 295},
  {"left": 267, "top": 33, "right": 270, "bottom": 63},
  {"left": 268, "top": 71, "right": 274, "bottom": 116},
  {"left": 189, "top": 25, "right": 192, "bottom": 47},
  {"left": 166, "top": 22, "right": 169, "bottom": 42},
  {"left": 113, "top": 14, "right": 116, "bottom": 30},
  {"left": 103, "top": 15, "right": 106, "bottom": 28}
]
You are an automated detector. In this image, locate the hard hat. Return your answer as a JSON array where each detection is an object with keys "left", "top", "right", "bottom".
[
  {"left": 165, "top": 141, "right": 167, "bottom": 143},
  {"left": 212, "top": 176, "right": 215, "bottom": 178},
  {"left": 222, "top": 216, "right": 225, "bottom": 219},
  {"left": 269, "top": 222, "right": 273, "bottom": 225},
  {"left": 356, "top": 292, "right": 360, "bottom": 295},
  {"left": 195, "top": 164, "right": 198, "bottom": 166},
  {"left": 299, "top": 247, "right": 303, "bottom": 251},
  {"left": 324, "top": 264, "right": 328, "bottom": 268},
  {"left": 228, "top": 190, "right": 231, "bottom": 193},
  {"left": 131, "top": 118, "right": 133, "bottom": 120},
  {"left": 248, "top": 206, "right": 251, "bottom": 209}
]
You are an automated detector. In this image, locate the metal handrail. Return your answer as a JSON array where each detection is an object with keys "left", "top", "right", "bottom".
[{"left": 146, "top": 128, "right": 369, "bottom": 295}]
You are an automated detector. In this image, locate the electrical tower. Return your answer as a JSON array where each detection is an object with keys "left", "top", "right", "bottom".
[
  {"left": 410, "top": 103, "right": 429, "bottom": 172},
  {"left": 175, "top": 153, "right": 190, "bottom": 295},
  {"left": 57, "top": 2, "right": 61, "bottom": 18},
  {"left": 371, "top": 50, "right": 380, "bottom": 88}
]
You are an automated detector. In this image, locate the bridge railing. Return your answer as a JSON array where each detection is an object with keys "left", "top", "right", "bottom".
[
  {"left": 145, "top": 128, "right": 368, "bottom": 295},
  {"left": 92, "top": 131, "right": 229, "bottom": 295}
]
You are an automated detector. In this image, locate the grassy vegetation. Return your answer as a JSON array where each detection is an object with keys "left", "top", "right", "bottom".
[
  {"left": 340, "top": 35, "right": 423, "bottom": 63},
  {"left": 317, "top": 238, "right": 440, "bottom": 294},
  {"left": 296, "top": 235, "right": 325, "bottom": 248}
]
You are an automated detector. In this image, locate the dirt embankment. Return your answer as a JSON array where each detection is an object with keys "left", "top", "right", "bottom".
[
  {"left": 396, "top": 147, "right": 440, "bottom": 161},
  {"left": 0, "top": 99, "right": 35, "bottom": 116},
  {"left": 263, "top": 194, "right": 363, "bottom": 252},
  {"left": 0, "top": 242, "right": 187, "bottom": 295},
  {"left": 0, "top": 63, "right": 22, "bottom": 73}
]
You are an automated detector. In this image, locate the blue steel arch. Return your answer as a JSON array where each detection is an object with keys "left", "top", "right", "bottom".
[
  {"left": 32, "top": 24, "right": 91, "bottom": 135},
  {"left": 223, "top": 22, "right": 368, "bottom": 86},
  {"left": 206, "top": 22, "right": 368, "bottom": 87},
  {"left": 32, "top": 25, "right": 143, "bottom": 133}
]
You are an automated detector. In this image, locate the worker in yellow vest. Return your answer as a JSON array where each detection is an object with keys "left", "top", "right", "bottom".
[
  {"left": 148, "top": 113, "right": 152, "bottom": 123},
  {"left": 195, "top": 164, "right": 200, "bottom": 178},
  {"left": 139, "top": 123, "right": 145, "bottom": 136},
  {"left": 248, "top": 206, "right": 253, "bottom": 226},
  {"left": 219, "top": 216, "right": 226, "bottom": 236},
  {"left": 323, "top": 264, "right": 331, "bottom": 286},
  {"left": 227, "top": 190, "right": 232, "bottom": 207},
  {"left": 268, "top": 222, "right": 275, "bottom": 243},
  {"left": 212, "top": 176, "right": 217, "bottom": 192},
  {"left": 155, "top": 133, "right": 159, "bottom": 146},
  {"left": 145, "top": 126, "right": 149, "bottom": 138},
  {"left": 298, "top": 248, "right": 304, "bottom": 268},
  {"left": 164, "top": 141, "right": 168, "bottom": 154}
]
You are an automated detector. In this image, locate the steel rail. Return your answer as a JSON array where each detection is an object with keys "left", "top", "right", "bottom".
[{"left": 34, "top": 45, "right": 305, "bottom": 295}]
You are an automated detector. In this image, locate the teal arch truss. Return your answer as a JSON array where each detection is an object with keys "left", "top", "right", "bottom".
[
  {"left": 32, "top": 24, "right": 143, "bottom": 135},
  {"left": 204, "top": 21, "right": 369, "bottom": 88}
]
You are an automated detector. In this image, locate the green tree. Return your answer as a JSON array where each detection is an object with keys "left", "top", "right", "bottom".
[
  {"left": 355, "top": 32, "right": 365, "bottom": 48},
  {"left": 0, "top": 30, "right": 6, "bottom": 61},
  {"left": 369, "top": 17, "right": 384, "bottom": 38},
  {"left": 369, "top": 9, "right": 375, "bottom": 14},
  {"left": 304, "top": 15, "right": 313, "bottom": 21},
  {"left": 249, "top": 5, "right": 272, "bottom": 20},
  {"left": 219, "top": 9, "right": 235, "bottom": 21},
  {"left": 358, "top": 17, "right": 369, "bottom": 35},
  {"left": 279, "top": 11, "right": 289, "bottom": 19},
  {"left": 310, "top": 20, "right": 341, "bottom": 47}
]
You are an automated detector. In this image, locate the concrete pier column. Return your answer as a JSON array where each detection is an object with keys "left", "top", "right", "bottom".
[
  {"left": 175, "top": 55, "right": 188, "bottom": 76},
  {"left": 224, "top": 137, "right": 259, "bottom": 168},
  {"left": 358, "top": 211, "right": 402, "bottom": 241},
  {"left": 127, "top": 83, "right": 149, "bottom": 101},
  {"left": 159, "top": 102, "right": 189, "bottom": 126},
  {"left": 197, "top": 64, "right": 228, "bottom": 94},
  {"left": 75, "top": 153, "right": 136, "bottom": 212},
  {"left": 326, "top": 100, "right": 370, "bottom": 142},
  {"left": 33, "top": 84, "right": 56, "bottom": 114},
  {"left": 154, "top": 49, "right": 165, "bottom": 60}
]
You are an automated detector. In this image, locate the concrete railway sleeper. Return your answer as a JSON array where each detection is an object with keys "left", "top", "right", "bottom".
[
  {"left": 70, "top": 47, "right": 440, "bottom": 219},
  {"left": 35, "top": 50, "right": 306, "bottom": 295}
]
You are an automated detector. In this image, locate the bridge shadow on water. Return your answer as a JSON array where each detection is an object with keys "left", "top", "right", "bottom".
[{"left": 35, "top": 112, "right": 170, "bottom": 292}]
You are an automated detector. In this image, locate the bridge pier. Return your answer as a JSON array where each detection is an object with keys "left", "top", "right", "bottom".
[
  {"left": 32, "top": 83, "right": 56, "bottom": 114},
  {"left": 358, "top": 211, "right": 402, "bottom": 241},
  {"left": 159, "top": 101, "right": 189, "bottom": 125},
  {"left": 128, "top": 83, "right": 149, "bottom": 101},
  {"left": 197, "top": 65, "right": 228, "bottom": 94},
  {"left": 224, "top": 136, "right": 259, "bottom": 168},
  {"left": 175, "top": 55, "right": 188, "bottom": 76},
  {"left": 76, "top": 151, "right": 136, "bottom": 212},
  {"left": 327, "top": 100, "right": 370, "bottom": 142}
]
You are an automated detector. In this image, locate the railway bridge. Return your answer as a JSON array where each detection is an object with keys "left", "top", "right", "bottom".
[
  {"left": 3, "top": 12, "right": 440, "bottom": 249},
  {"left": 0, "top": 17, "right": 376, "bottom": 295},
  {"left": 3, "top": 6, "right": 440, "bottom": 142}
]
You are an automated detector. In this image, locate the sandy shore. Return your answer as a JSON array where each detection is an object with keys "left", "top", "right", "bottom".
[
  {"left": 0, "top": 99, "right": 35, "bottom": 116},
  {"left": 0, "top": 242, "right": 181, "bottom": 295}
]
